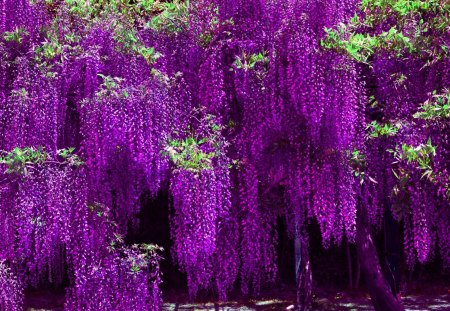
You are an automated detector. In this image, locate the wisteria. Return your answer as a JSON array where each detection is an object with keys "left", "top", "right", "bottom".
[
  {"left": 0, "top": 0, "right": 449, "bottom": 310},
  {"left": 0, "top": 261, "right": 23, "bottom": 311}
]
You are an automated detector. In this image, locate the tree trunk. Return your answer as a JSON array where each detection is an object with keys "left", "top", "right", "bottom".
[
  {"left": 346, "top": 237, "right": 353, "bottom": 289},
  {"left": 295, "top": 224, "right": 312, "bottom": 311},
  {"left": 383, "top": 207, "right": 402, "bottom": 298},
  {"left": 356, "top": 206, "right": 405, "bottom": 311},
  {"left": 355, "top": 257, "right": 361, "bottom": 289}
]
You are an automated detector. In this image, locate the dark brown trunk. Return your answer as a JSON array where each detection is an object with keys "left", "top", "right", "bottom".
[
  {"left": 355, "top": 257, "right": 361, "bottom": 289},
  {"left": 346, "top": 237, "right": 353, "bottom": 289},
  {"left": 295, "top": 224, "right": 312, "bottom": 311},
  {"left": 356, "top": 206, "right": 405, "bottom": 311}
]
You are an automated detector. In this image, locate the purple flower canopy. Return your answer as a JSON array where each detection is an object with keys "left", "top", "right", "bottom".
[{"left": 0, "top": 0, "right": 449, "bottom": 309}]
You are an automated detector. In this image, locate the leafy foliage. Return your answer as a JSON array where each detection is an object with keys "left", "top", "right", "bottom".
[
  {"left": 366, "top": 120, "right": 401, "bottom": 138},
  {"left": 148, "top": 0, "right": 190, "bottom": 33},
  {"left": 57, "top": 148, "right": 84, "bottom": 167},
  {"left": 233, "top": 51, "right": 269, "bottom": 73},
  {"left": 2, "top": 27, "right": 28, "bottom": 43},
  {"left": 164, "top": 136, "right": 216, "bottom": 172},
  {"left": 414, "top": 89, "right": 450, "bottom": 120},
  {"left": 163, "top": 112, "right": 225, "bottom": 174},
  {"left": 0, "top": 147, "right": 47, "bottom": 175},
  {"left": 113, "top": 26, "right": 161, "bottom": 63},
  {"left": 0, "top": 147, "right": 83, "bottom": 175},
  {"left": 390, "top": 139, "right": 437, "bottom": 182},
  {"left": 322, "top": 0, "right": 450, "bottom": 63}
]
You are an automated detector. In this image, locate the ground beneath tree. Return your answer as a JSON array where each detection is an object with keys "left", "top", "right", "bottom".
[
  {"left": 25, "top": 285, "right": 450, "bottom": 311},
  {"left": 158, "top": 295, "right": 450, "bottom": 311}
]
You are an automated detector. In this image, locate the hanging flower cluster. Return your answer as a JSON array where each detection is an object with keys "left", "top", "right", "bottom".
[
  {"left": 0, "top": 261, "right": 23, "bottom": 311},
  {"left": 165, "top": 112, "right": 235, "bottom": 298},
  {"left": 65, "top": 201, "right": 163, "bottom": 311},
  {"left": 0, "top": 148, "right": 82, "bottom": 285},
  {"left": 262, "top": 0, "right": 364, "bottom": 251},
  {"left": 238, "top": 162, "right": 277, "bottom": 294},
  {"left": 80, "top": 75, "right": 177, "bottom": 231},
  {"left": 0, "top": 58, "right": 63, "bottom": 154},
  {"left": 0, "top": 148, "right": 163, "bottom": 310}
]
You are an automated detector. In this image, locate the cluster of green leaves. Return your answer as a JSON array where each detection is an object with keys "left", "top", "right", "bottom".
[
  {"left": 348, "top": 149, "right": 367, "bottom": 184},
  {"left": 388, "top": 139, "right": 450, "bottom": 208},
  {"left": 163, "top": 136, "right": 216, "bottom": 172},
  {"left": 233, "top": 51, "right": 269, "bottom": 72},
  {"left": 32, "top": 1, "right": 163, "bottom": 65},
  {"left": 1, "top": 27, "right": 29, "bottom": 43},
  {"left": 127, "top": 243, "right": 164, "bottom": 275},
  {"left": 322, "top": 24, "right": 415, "bottom": 63},
  {"left": 65, "top": 0, "right": 109, "bottom": 16},
  {"left": 414, "top": 89, "right": 450, "bottom": 120},
  {"left": 57, "top": 0, "right": 189, "bottom": 36},
  {"left": 98, "top": 74, "right": 123, "bottom": 90},
  {"left": 0, "top": 147, "right": 47, "bottom": 175},
  {"left": 389, "top": 138, "right": 437, "bottom": 181},
  {"left": 137, "top": 46, "right": 161, "bottom": 63},
  {"left": 163, "top": 113, "right": 226, "bottom": 174},
  {"left": 366, "top": 120, "right": 402, "bottom": 138},
  {"left": 32, "top": 0, "right": 185, "bottom": 27},
  {"left": 112, "top": 25, "right": 161, "bottom": 64},
  {"left": 96, "top": 74, "right": 130, "bottom": 99},
  {"left": 0, "top": 147, "right": 83, "bottom": 175},
  {"left": 148, "top": 0, "right": 190, "bottom": 33},
  {"left": 33, "top": 11, "right": 65, "bottom": 61},
  {"left": 57, "top": 147, "right": 84, "bottom": 167},
  {"left": 195, "top": 5, "right": 234, "bottom": 47},
  {"left": 53, "top": 0, "right": 187, "bottom": 34},
  {"left": 347, "top": 149, "right": 378, "bottom": 185},
  {"left": 360, "top": 0, "right": 442, "bottom": 15},
  {"left": 107, "top": 232, "right": 125, "bottom": 253},
  {"left": 150, "top": 68, "right": 182, "bottom": 86},
  {"left": 34, "top": 40, "right": 63, "bottom": 60},
  {"left": 31, "top": 17, "right": 81, "bottom": 76},
  {"left": 61, "top": 0, "right": 142, "bottom": 19},
  {"left": 64, "top": 32, "right": 81, "bottom": 44},
  {"left": 321, "top": 0, "right": 450, "bottom": 64},
  {"left": 11, "top": 88, "right": 28, "bottom": 99},
  {"left": 391, "top": 72, "right": 408, "bottom": 89}
]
